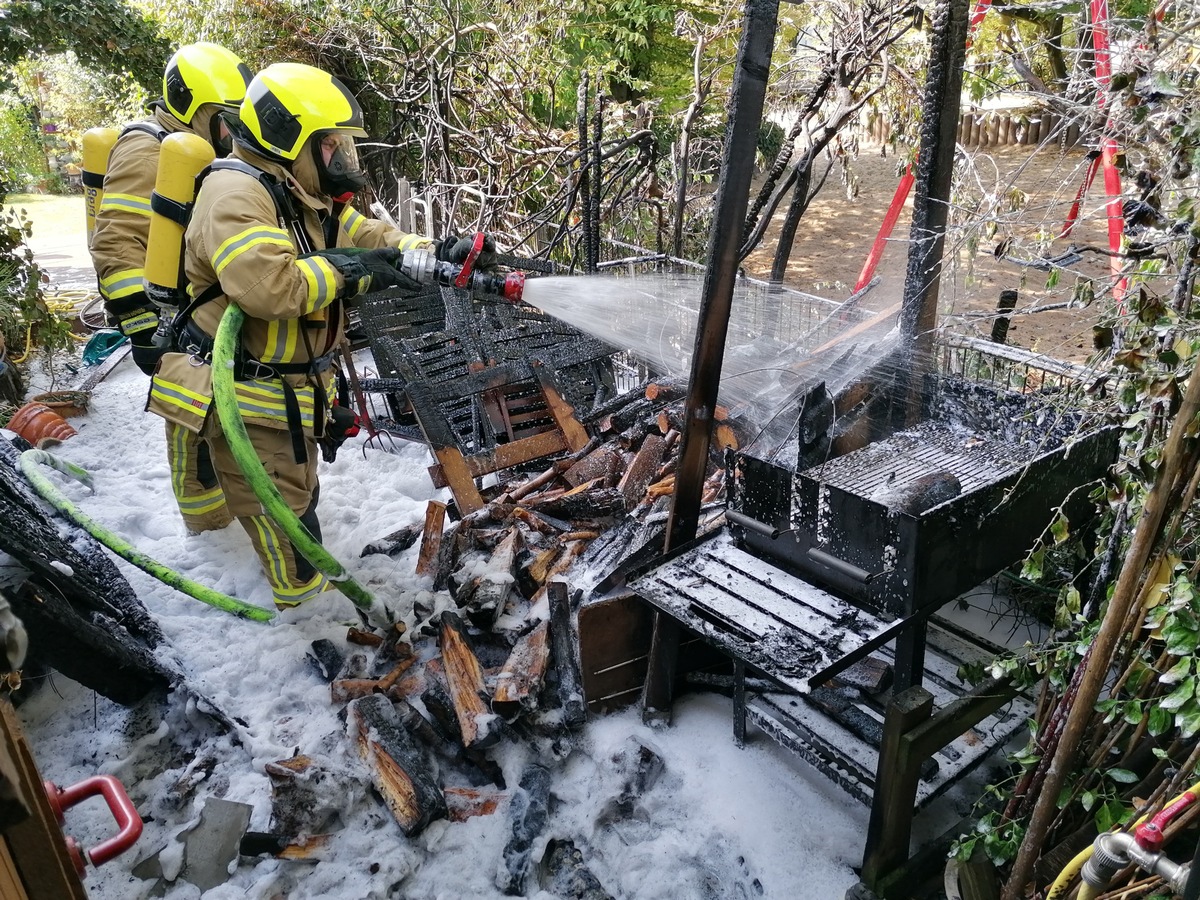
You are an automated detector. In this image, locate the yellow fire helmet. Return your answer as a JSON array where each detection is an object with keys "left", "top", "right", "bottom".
[
  {"left": 239, "top": 63, "right": 367, "bottom": 161},
  {"left": 162, "top": 42, "right": 252, "bottom": 124}
]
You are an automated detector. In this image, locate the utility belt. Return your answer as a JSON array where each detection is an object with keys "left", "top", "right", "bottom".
[
  {"left": 178, "top": 318, "right": 338, "bottom": 464},
  {"left": 178, "top": 319, "right": 337, "bottom": 380}
]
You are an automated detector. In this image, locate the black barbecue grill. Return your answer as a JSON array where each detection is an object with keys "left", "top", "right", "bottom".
[{"left": 628, "top": 368, "right": 1118, "bottom": 826}]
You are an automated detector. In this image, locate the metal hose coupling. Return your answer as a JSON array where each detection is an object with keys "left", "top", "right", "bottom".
[
  {"left": 397, "top": 248, "right": 525, "bottom": 304},
  {"left": 1081, "top": 831, "right": 1190, "bottom": 895}
]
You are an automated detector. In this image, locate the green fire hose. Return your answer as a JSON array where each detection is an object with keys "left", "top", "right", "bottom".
[
  {"left": 19, "top": 449, "right": 275, "bottom": 622},
  {"left": 211, "top": 301, "right": 377, "bottom": 615}
]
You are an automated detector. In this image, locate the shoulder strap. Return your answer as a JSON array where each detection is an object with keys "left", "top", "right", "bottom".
[
  {"left": 207, "top": 158, "right": 293, "bottom": 225},
  {"left": 119, "top": 121, "right": 169, "bottom": 143}
]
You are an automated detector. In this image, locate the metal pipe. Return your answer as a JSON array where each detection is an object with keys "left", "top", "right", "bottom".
[
  {"left": 1080, "top": 831, "right": 1190, "bottom": 898},
  {"left": 726, "top": 509, "right": 781, "bottom": 539}
]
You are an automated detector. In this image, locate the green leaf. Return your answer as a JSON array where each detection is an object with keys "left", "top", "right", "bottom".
[
  {"left": 1149, "top": 705, "right": 1173, "bottom": 736},
  {"left": 1161, "top": 656, "right": 1192, "bottom": 685},
  {"left": 1176, "top": 701, "right": 1200, "bottom": 738},
  {"left": 1050, "top": 515, "right": 1069, "bottom": 545},
  {"left": 1161, "top": 676, "right": 1196, "bottom": 710},
  {"left": 1106, "top": 768, "right": 1139, "bottom": 784},
  {"left": 1081, "top": 789, "right": 1097, "bottom": 811},
  {"left": 1095, "top": 799, "right": 1129, "bottom": 833},
  {"left": 1165, "top": 624, "right": 1199, "bottom": 657},
  {"left": 1022, "top": 547, "right": 1045, "bottom": 581}
]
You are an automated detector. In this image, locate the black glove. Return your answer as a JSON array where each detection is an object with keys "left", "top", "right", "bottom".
[
  {"left": 318, "top": 248, "right": 420, "bottom": 299},
  {"left": 319, "top": 403, "right": 361, "bottom": 463},
  {"left": 104, "top": 292, "right": 165, "bottom": 375},
  {"left": 436, "top": 233, "right": 498, "bottom": 272}
]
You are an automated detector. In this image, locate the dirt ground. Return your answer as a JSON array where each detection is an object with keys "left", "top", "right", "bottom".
[{"left": 741, "top": 143, "right": 1114, "bottom": 363}]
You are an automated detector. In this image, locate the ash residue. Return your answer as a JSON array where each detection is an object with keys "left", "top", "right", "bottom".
[{"left": 924, "top": 376, "right": 1095, "bottom": 450}]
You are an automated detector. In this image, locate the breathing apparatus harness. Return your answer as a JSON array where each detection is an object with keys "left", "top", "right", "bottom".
[{"left": 165, "top": 157, "right": 344, "bottom": 465}]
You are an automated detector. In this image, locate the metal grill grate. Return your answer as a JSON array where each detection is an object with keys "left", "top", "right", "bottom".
[{"left": 804, "top": 421, "right": 1045, "bottom": 499}]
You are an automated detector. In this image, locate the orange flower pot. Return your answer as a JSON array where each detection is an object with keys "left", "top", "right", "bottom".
[
  {"left": 8, "top": 402, "right": 77, "bottom": 448},
  {"left": 31, "top": 391, "right": 90, "bottom": 419}
]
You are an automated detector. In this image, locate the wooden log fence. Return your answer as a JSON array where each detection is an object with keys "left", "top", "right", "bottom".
[{"left": 864, "top": 110, "right": 1084, "bottom": 148}]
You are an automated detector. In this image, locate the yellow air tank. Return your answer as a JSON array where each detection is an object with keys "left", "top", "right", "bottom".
[
  {"left": 81, "top": 127, "right": 119, "bottom": 245},
  {"left": 144, "top": 132, "right": 215, "bottom": 308}
]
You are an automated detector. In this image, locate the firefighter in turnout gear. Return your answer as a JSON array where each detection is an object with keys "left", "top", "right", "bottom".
[
  {"left": 90, "top": 42, "right": 252, "bottom": 534},
  {"left": 146, "top": 62, "right": 446, "bottom": 609}
]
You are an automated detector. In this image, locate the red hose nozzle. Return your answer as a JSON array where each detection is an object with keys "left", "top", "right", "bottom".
[
  {"left": 503, "top": 271, "right": 525, "bottom": 304},
  {"left": 1135, "top": 790, "right": 1197, "bottom": 851}
]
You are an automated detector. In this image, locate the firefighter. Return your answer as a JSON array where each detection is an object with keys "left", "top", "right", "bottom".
[
  {"left": 90, "top": 42, "right": 252, "bottom": 534},
  {"left": 146, "top": 62, "right": 493, "bottom": 609}
]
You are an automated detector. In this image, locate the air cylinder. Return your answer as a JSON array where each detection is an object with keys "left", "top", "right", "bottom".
[
  {"left": 145, "top": 132, "right": 215, "bottom": 308},
  {"left": 81, "top": 127, "right": 119, "bottom": 245}
]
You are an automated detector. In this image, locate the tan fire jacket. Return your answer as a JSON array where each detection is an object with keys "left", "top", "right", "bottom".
[
  {"left": 89, "top": 106, "right": 190, "bottom": 319},
  {"left": 147, "top": 144, "right": 432, "bottom": 437}
]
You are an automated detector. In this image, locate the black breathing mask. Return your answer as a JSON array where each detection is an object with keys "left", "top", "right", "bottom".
[{"left": 313, "top": 131, "right": 366, "bottom": 201}]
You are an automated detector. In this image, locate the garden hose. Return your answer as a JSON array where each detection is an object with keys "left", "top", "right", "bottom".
[
  {"left": 210, "top": 302, "right": 378, "bottom": 617},
  {"left": 19, "top": 449, "right": 275, "bottom": 623},
  {"left": 1047, "top": 778, "right": 1200, "bottom": 898}
]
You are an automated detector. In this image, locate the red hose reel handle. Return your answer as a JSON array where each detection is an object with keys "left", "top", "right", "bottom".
[
  {"left": 44, "top": 775, "right": 143, "bottom": 874},
  {"left": 452, "top": 232, "right": 486, "bottom": 289}
]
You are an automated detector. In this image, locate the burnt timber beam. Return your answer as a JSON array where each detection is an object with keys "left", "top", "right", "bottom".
[
  {"left": 892, "top": 0, "right": 971, "bottom": 694},
  {"left": 642, "top": 0, "right": 780, "bottom": 725},
  {"left": 898, "top": 0, "right": 971, "bottom": 365}
]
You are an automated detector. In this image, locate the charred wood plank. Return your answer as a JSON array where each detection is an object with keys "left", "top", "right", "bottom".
[
  {"left": 359, "top": 523, "right": 422, "bottom": 558},
  {"left": 348, "top": 694, "right": 447, "bottom": 836},
  {"left": 492, "top": 620, "right": 550, "bottom": 721},
  {"left": 9, "top": 581, "right": 172, "bottom": 706},
  {"left": 563, "top": 446, "right": 625, "bottom": 489},
  {"left": 496, "top": 763, "right": 551, "bottom": 895},
  {"left": 644, "top": 379, "right": 688, "bottom": 403},
  {"left": 527, "top": 486, "right": 626, "bottom": 520},
  {"left": 307, "top": 639, "right": 344, "bottom": 683},
  {"left": 601, "top": 398, "right": 653, "bottom": 435},
  {"left": 466, "top": 527, "right": 523, "bottom": 628},
  {"left": 264, "top": 755, "right": 348, "bottom": 838},
  {"left": 548, "top": 582, "right": 587, "bottom": 728},
  {"left": 415, "top": 501, "right": 448, "bottom": 577},
  {"left": 240, "top": 832, "right": 332, "bottom": 860},
  {"left": 438, "top": 611, "right": 500, "bottom": 748},
  {"left": 617, "top": 434, "right": 667, "bottom": 510},
  {"left": 420, "top": 666, "right": 506, "bottom": 788},
  {"left": 0, "top": 437, "right": 162, "bottom": 649}
]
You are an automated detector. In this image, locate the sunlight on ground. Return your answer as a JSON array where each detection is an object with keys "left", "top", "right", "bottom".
[{"left": 9, "top": 193, "right": 86, "bottom": 246}]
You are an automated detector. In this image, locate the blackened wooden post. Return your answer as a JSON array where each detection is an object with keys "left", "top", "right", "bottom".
[
  {"left": 641, "top": 0, "right": 781, "bottom": 724},
  {"left": 991, "top": 289, "right": 1019, "bottom": 343},
  {"left": 591, "top": 94, "right": 604, "bottom": 271},
  {"left": 861, "top": 686, "right": 934, "bottom": 891},
  {"left": 898, "top": 0, "right": 972, "bottom": 378},
  {"left": 891, "top": 0, "right": 971, "bottom": 696},
  {"left": 577, "top": 75, "right": 594, "bottom": 273}
]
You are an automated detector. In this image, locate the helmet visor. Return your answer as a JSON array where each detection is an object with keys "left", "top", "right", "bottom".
[
  {"left": 211, "top": 109, "right": 236, "bottom": 157},
  {"left": 314, "top": 131, "right": 366, "bottom": 197}
]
